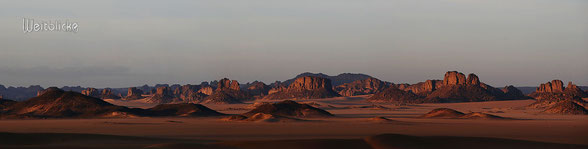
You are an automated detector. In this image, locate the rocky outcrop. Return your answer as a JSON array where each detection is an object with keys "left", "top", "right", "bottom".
[
  {"left": 246, "top": 81, "right": 270, "bottom": 97},
  {"left": 37, "top": 87, "right": 61, "bottom": 96},
  {"left": 443, "top": 71, "right": 467, "bottom": 86},
  {"left": 145, "top": 86, "right": 178, "bottom": 104},
  {"left": 369, "top": 71, "right": 526, "bottom": 104},
  {"left": 82, "top": 88, "right": 120, "bottom": 99},
  {"left": 400, "top": 80, "right": 442, "bottom": 96},
  {"left": 527, "top": 80, "right": 587, "bottom": 115},
  {"left": 124, "top": 87, "right": 144, "bottom": 100},
  {"left": 530, "top": 80, "right": 586, "bottom": 98},
  {"left": 501, "top": 85, "right": 526, "bottom": 99},
  {"left": 201, "top": 78, "right": 252, "bottom": 104},
  {"left": 81, "top": 88, "right": 100, "bottom": 98},
  {"left": 216, "top": 78, "right": 240, "bottom": 91},
  {"left": 541, "top": 100, "right": 588, "bottom": 115},
  {"left": 100, "top": 88, "right": 121, "bottom": 99},
  {"left": 366, "top": 87, "right": 421, "bottom": 104},
  {"left": 564, "top": 82, "right": 587, "bottom": 98},
  {"left": 466, "top": 73, "right": 480, "bottom": 85},
  {"left": 0, "top": 85, "right": 43, "bottom": 101},
  {"left": 263, "top": 76, "right": 340, "bottom": 100},
  {"left": 335, "top": 78, "right": 389, "bottom": 96},
  {"left": 176, "top": 84, "right": 208, "bottom": 103},
  {"left": 243, "top": 100, "right": 334, "bottom": 118},
  {"left": 282, "top": 72, "right": 373, "bottom": 86},
  {"left": 536, "top": 80, "right": 565, "bottom": 93},
  {"left": 197, "top": 86, "right": 214, "bottom": 96}
]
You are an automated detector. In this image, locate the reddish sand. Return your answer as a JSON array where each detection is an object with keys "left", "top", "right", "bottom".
[{"left": 2, "top": 96, "right": 587, "bottom": 146}]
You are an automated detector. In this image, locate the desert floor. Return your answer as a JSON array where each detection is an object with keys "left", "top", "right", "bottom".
[{"left": 1, "top": 96, "right": 588, "bottom": 148}]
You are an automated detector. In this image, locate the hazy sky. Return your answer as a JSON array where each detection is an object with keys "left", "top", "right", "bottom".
[{"left": 0, "top": 0, "right": 587, "bottom": 88}]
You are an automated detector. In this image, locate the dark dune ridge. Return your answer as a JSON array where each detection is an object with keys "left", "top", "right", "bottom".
[
  {"left": 0, "top": 132, "right": 585, "bottom": 149},
  {"left": 0, "top": 88, "right": 225, "bottom": 118},
  {"left": 420, "top": 108, "right": 508, "bottom": 119},
  {"left": 243, "top": 100, "right": 334, "bottom": 118}
]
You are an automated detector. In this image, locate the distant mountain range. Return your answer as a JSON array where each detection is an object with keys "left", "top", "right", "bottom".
[{"left": 0, "top": 72, "right": 585, "bottom": 101}]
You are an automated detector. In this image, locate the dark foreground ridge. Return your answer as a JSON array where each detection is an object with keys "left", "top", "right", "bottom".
[
  {"left": 0, "top": 132, "right": 585, "bottom": 149},
  {"left": 0, "top": 88, "right": 225, "bottom": 118}
]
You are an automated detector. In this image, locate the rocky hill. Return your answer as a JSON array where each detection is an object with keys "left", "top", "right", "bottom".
[
  {"left": 368, "top": 71, "right": 526, "bottom": 104},
  {"left": 335, "top": 78, "right": 390, "bottom": 96},
  {"left": 81, "top": 88, "right": 121, "bottom": 99},
  {"left": 527, "top": 80, "right": 587, "bottom": 115},
  {"left": 263, "top": 76, "right": 340, "bottom": 100},
  {"left": 282, "top": 72, "right": 373, "bottom": 86},
  {"left": 201, "top": 78, "right": 252, "bottom": 104}
]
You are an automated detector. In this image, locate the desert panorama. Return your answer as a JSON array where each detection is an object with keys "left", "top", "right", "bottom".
[{"left": 0, "top": 71, "right": 587, "bottom": 149}]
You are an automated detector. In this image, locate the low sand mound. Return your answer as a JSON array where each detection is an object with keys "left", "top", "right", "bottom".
[
  {"left": 542, "top": 101, "right": 588, "bottom": 115},
  {"left": 351, "top": 104, "right": 391, "bottom": 110},
  {"left": 223, "top": 113, "right": 302, "bottom": 122},
  {"left": 460, "top": 112, "right": 507, "bottom": 120},
  {"left": 221, "top": 115, "right": 248, "bottom": 121},
  {"left": 147, "top": 103, "right": 225, "bottom": 117},
  {"left": 243, "top": 100, "right": 334, "bottom": 118},
  {"left": 420, "top": 108, "right": 465, "bottom": 118},
  {"left": 366, "top": 117, "right": 398, "bottom": 123},
  {"left": 420, "top": 108, "right": 507, "bottom": 119}
]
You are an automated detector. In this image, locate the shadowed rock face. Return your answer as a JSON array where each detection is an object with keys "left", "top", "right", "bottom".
[
  {"left": 246, "top": 81, "right": 271, "bottom": 97},
  {"left": 0, "top": 98, "right": 17, "bottom": 110},
  {"left": 125, "top": 87, "right": 144, "bottom": 100},
  {"left": 366, "top": 87, "right": 421, "bottom": 104},
  {"left": 501, "top": 85, "right": 526, "bottom": 99},
  {"left": 175, "top": 85, "right": 208, "bottom": 103},
  {"left": 216, "top": 78, "right": 240, "bottom": 91},
  {"left": 202, "top": 78, "right": 252, "bottom": 104},
  {"left": 443, "top": 71, "right": 467, "bottom": 86},
  {"left": 82, "top": 88, "right": 121, "bottom": 99},
  {"left": 145, "top": 86, "right": 178, "bottom": 104},
  {"left": 335, "top": 78, "right": 389, "bottom": 96},
  {"left": 243, "top": 100, "right": 334, "bottom": 118},
  {"left": 263, "top": 76, "right": 340, "bottom": 100},
  {"left": 0, "top": 85, "right": 43, "bottom": 101}
]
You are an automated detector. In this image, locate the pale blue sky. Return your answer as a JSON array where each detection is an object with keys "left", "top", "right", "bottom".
[{"left": 0, "top": 0, "right": 587, "bottom": 88}]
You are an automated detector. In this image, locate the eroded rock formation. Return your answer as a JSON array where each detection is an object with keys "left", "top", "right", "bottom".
[
  {"left": 263, "top": 76, "right": 340, "bottom": 100},
  {"left": 335, "top": 78, "right": 388, "bottom": 96}
]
